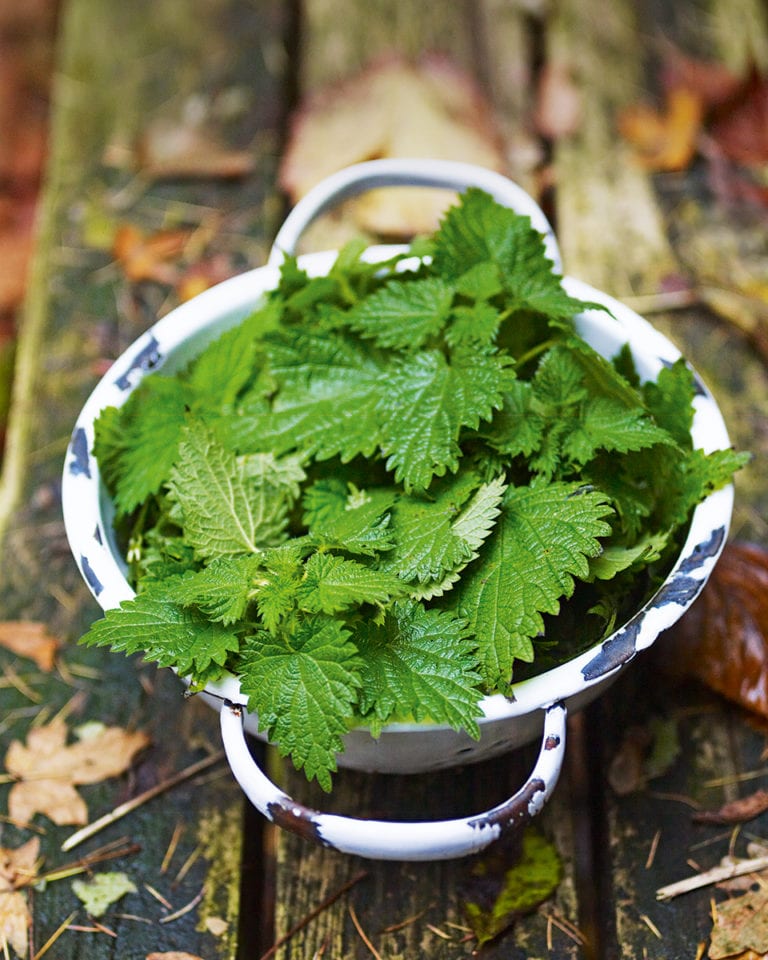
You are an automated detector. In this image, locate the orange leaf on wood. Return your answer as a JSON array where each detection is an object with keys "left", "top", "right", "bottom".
[
  {"left": 279, "top": 55, "right": 506, "bottom": 237},
  {"left": 617, "top": 86, "right": 703, "bottom": 172},
  {"left": 671, "top": 542, "right": 768, "bottom": 718},
  {"left": 0, "top": 620, "right": 59, "bottom": 671},
  {"left": 112, "top": 223, "right": 191, "bottom": 284}
]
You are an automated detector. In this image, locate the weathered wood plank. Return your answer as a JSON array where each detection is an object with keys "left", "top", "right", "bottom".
[
  {"left": 0, "top": 0, "right": 289, "bottom": 956},
  {"left": 545, "top": 0, "right": 679, "bottom": 297}
]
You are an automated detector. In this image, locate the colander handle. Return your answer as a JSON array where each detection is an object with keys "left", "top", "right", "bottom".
[
  {"left": 267, "top": 157, "right": 562, "bottom": 272},
  {"left": 220, "top": 699, "right": 566, "bottom": 862}
]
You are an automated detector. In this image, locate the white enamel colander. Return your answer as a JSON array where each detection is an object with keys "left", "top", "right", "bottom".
[{"left": 62, "top": 159, "right": 734, "bottom": 860}]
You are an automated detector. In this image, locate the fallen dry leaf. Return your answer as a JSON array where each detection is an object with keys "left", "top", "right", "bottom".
[
  {"left": 710, "top": 68, "right": 768, "bottom": 170},
  {"left": 279, "top": 54, "right": 505, "bottom": 237},
  {"left": 112, "top": 223, "right": 191, "bottom": 285},
  {"left": 709, "top": 888, "right": 768, "bottom": 959},
  {"left": 0, "top": 837, "right": 39, "bottom": 957},
  {"left": 672, "top": 542, "right": 768, "bottom": 719},
  {"left": 0, "top": 620, "right": 59, "bottom": 671},
  {"left": 5, "top": 716, "right": 150, "bottom": 826},
  {"left": 617, "top": 85, "right": 703, "bottom": 172},
  {"left": 694, "top": 790, "right": 768, "bottom": 826}
]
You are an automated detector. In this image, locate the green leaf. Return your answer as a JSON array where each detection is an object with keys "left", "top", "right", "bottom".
[
  {"left": 463, "top": 827, "right": 563, "bottom": 947},
  {"left": 445, "top": 302, "right": 503, "bottom": 348},
  {"left": 344, "top": 276, "right": 454, "bottom": 349},
  {"left": 484, "top": 380, "right": 545, "bottom": 458},
  {"left": 355, "top": 601, "right": 482, "bottom": 736},
  {"left": 384, "top": 472, "right": 505, "bottom": 584},
  {"left": 72, "top": 872, "right": 137, "bottom": 918},
  {"left": 165, "top": 555, "right": 263, "bottom": 623},
  {"left": 587, "top": 530, "right": 670, "bottom": 581},
  {"left": 307, "top": 485, "right": 396, "bottom": 556},
  {"left": 377, "top": 348, "right": 510, "bottom": 491},
  {"left": 168, "top": 422, "right": 288, "bottom": 559},
  {"left": 296, "top": 553, "right": 407, "bottom": 614},
  {"left": 248, "top": 329, "right": 384, "bottom": 461},
  {"left": 451, "top": 480, "right": 613, "bottom": 689},
  {"left": 80, "top": 589, "right": 240, "bottom": 684},
  {"left": 642, "top": 357, "right": 696, "bottom": 446},
  {"left": 95, "top": 376, "right": 191, "bottom": 516},
  {"left": 657, "top": 447, "right": 750, "bottom": 529},
  {"left": 432, "top": 188, "right": 590, "bottom": 320},
  {"left": 236, "top": 616, "right": 362, "bottom": 790},
  {"left": 562, "top": 397, "right": 675, "bottom": 465}
]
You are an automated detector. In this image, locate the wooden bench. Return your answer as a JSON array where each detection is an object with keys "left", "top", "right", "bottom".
[{"left": 2, "top": 0, "right": 767, "bottom": 957}]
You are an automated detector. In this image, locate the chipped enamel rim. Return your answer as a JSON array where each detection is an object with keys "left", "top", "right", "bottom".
[{"left": 62, "top": 161, "right": 734, "bottom": 860}]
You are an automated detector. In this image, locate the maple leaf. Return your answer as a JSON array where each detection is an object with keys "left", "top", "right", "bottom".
[
  {"left": 4, "top": 717, "right": 149, "bottom": 826},
  {"left": 0, "top": 620, "right": 59, "bottom": 671},
  {"left": 0, "top": 837, "right": 38, "bottom": 957}
]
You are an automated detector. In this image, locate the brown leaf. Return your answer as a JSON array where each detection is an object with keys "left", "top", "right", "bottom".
[
  {"left": 279, "top": 55, "right": 505, "bottom": 237},
  {"left": 534, "top": 62, "right": 582, "bottom": 140},
  {"left": 5, "top": 717, "right": 150, "bottom": 826},
  {"left": 617, "top": 86, "right": 703, "bottom": 172},
  {"left": 112, "top": 224, "right": 191, "bottom": 284},
  {"left": 694, "top": 790, "right": 768, "bottom": 826},
  {"left": 0, "top": 838, "right": 39, "bottom": 957},
  {"left": 671, "top": 542, "right": 768, "bottom": 719},
  {"left": 709, "top": 888, "right": 768, "bottom": 959},
  {"left": 710, "top": 68, "right": 768, "bottom": 169},
  {"left": 0, "top": 837, "right": 40, "bottom": 891},
  {"left": 0, "top": 620, "right": 59, "bottom": 671}
]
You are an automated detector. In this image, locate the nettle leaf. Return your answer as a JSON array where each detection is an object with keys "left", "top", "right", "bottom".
[
  {"left": 642, "top": 357, "right": 696, "bottom": 446},
  {"left": 250, "top": 329, "right": 384, "bottom": 461},
  {"left": 184, "top": 305, "right": 277, "bottom": 407},
  {"left": 446, "top": 302, "right": 503, "bottom": 348},
  {"left": 377, "top": 348, "right": 510, "bottom": 491},
  {"left": 588, "top": 531, "right": 670, "bottom": 581},
  {"left": 343, "top": 276, "right": 454, "bottom": 349},
  {"left": 562, "top": 398, "right": 675, "bottom": 465},
  {"left": 236, "top": 616, "right": 362, "bottom": 790},
  {"left": 307, "top": 485, "right": 396, "bottom": 556},
  {"left": 95, "top": 376, "right": 192, "bottom": 516},
  {"left": 484, "top": 381, "right": 545, "bottom": 458},
  {"left": 355, "top": 601, "right": 482, "bottom": 736},
  {"left": 81, "top": 589, "right": 239, "bottom": 684},
  {"left": 432, "top": 188, "right": 591, "bottom": 320},
  {"left": 168, "top": 422, "right": 287, "bottom": 560},
  {"left": 658, "top": 447, "right": 751, "bottom": 529},
  {"left": 451, "top": 480, "right": 613, "bottom": 690},
  {"left": 384, "top": 472, "right": 505, "bottom": 584},
  {"left": 165, "top": 555, "right": 263, "bottom": 624},
  {"left": 296, "top": 553, "right": 407, "bottom": 614}
]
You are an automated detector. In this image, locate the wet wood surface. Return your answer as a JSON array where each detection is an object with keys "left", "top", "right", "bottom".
[{"left": 1, "top": 0, "right": 767, "bottom": 957}]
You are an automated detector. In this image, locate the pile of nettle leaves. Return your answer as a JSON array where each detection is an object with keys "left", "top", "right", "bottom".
[{"left": 85, "top": 189, "right": 744, "bottom": 788}]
